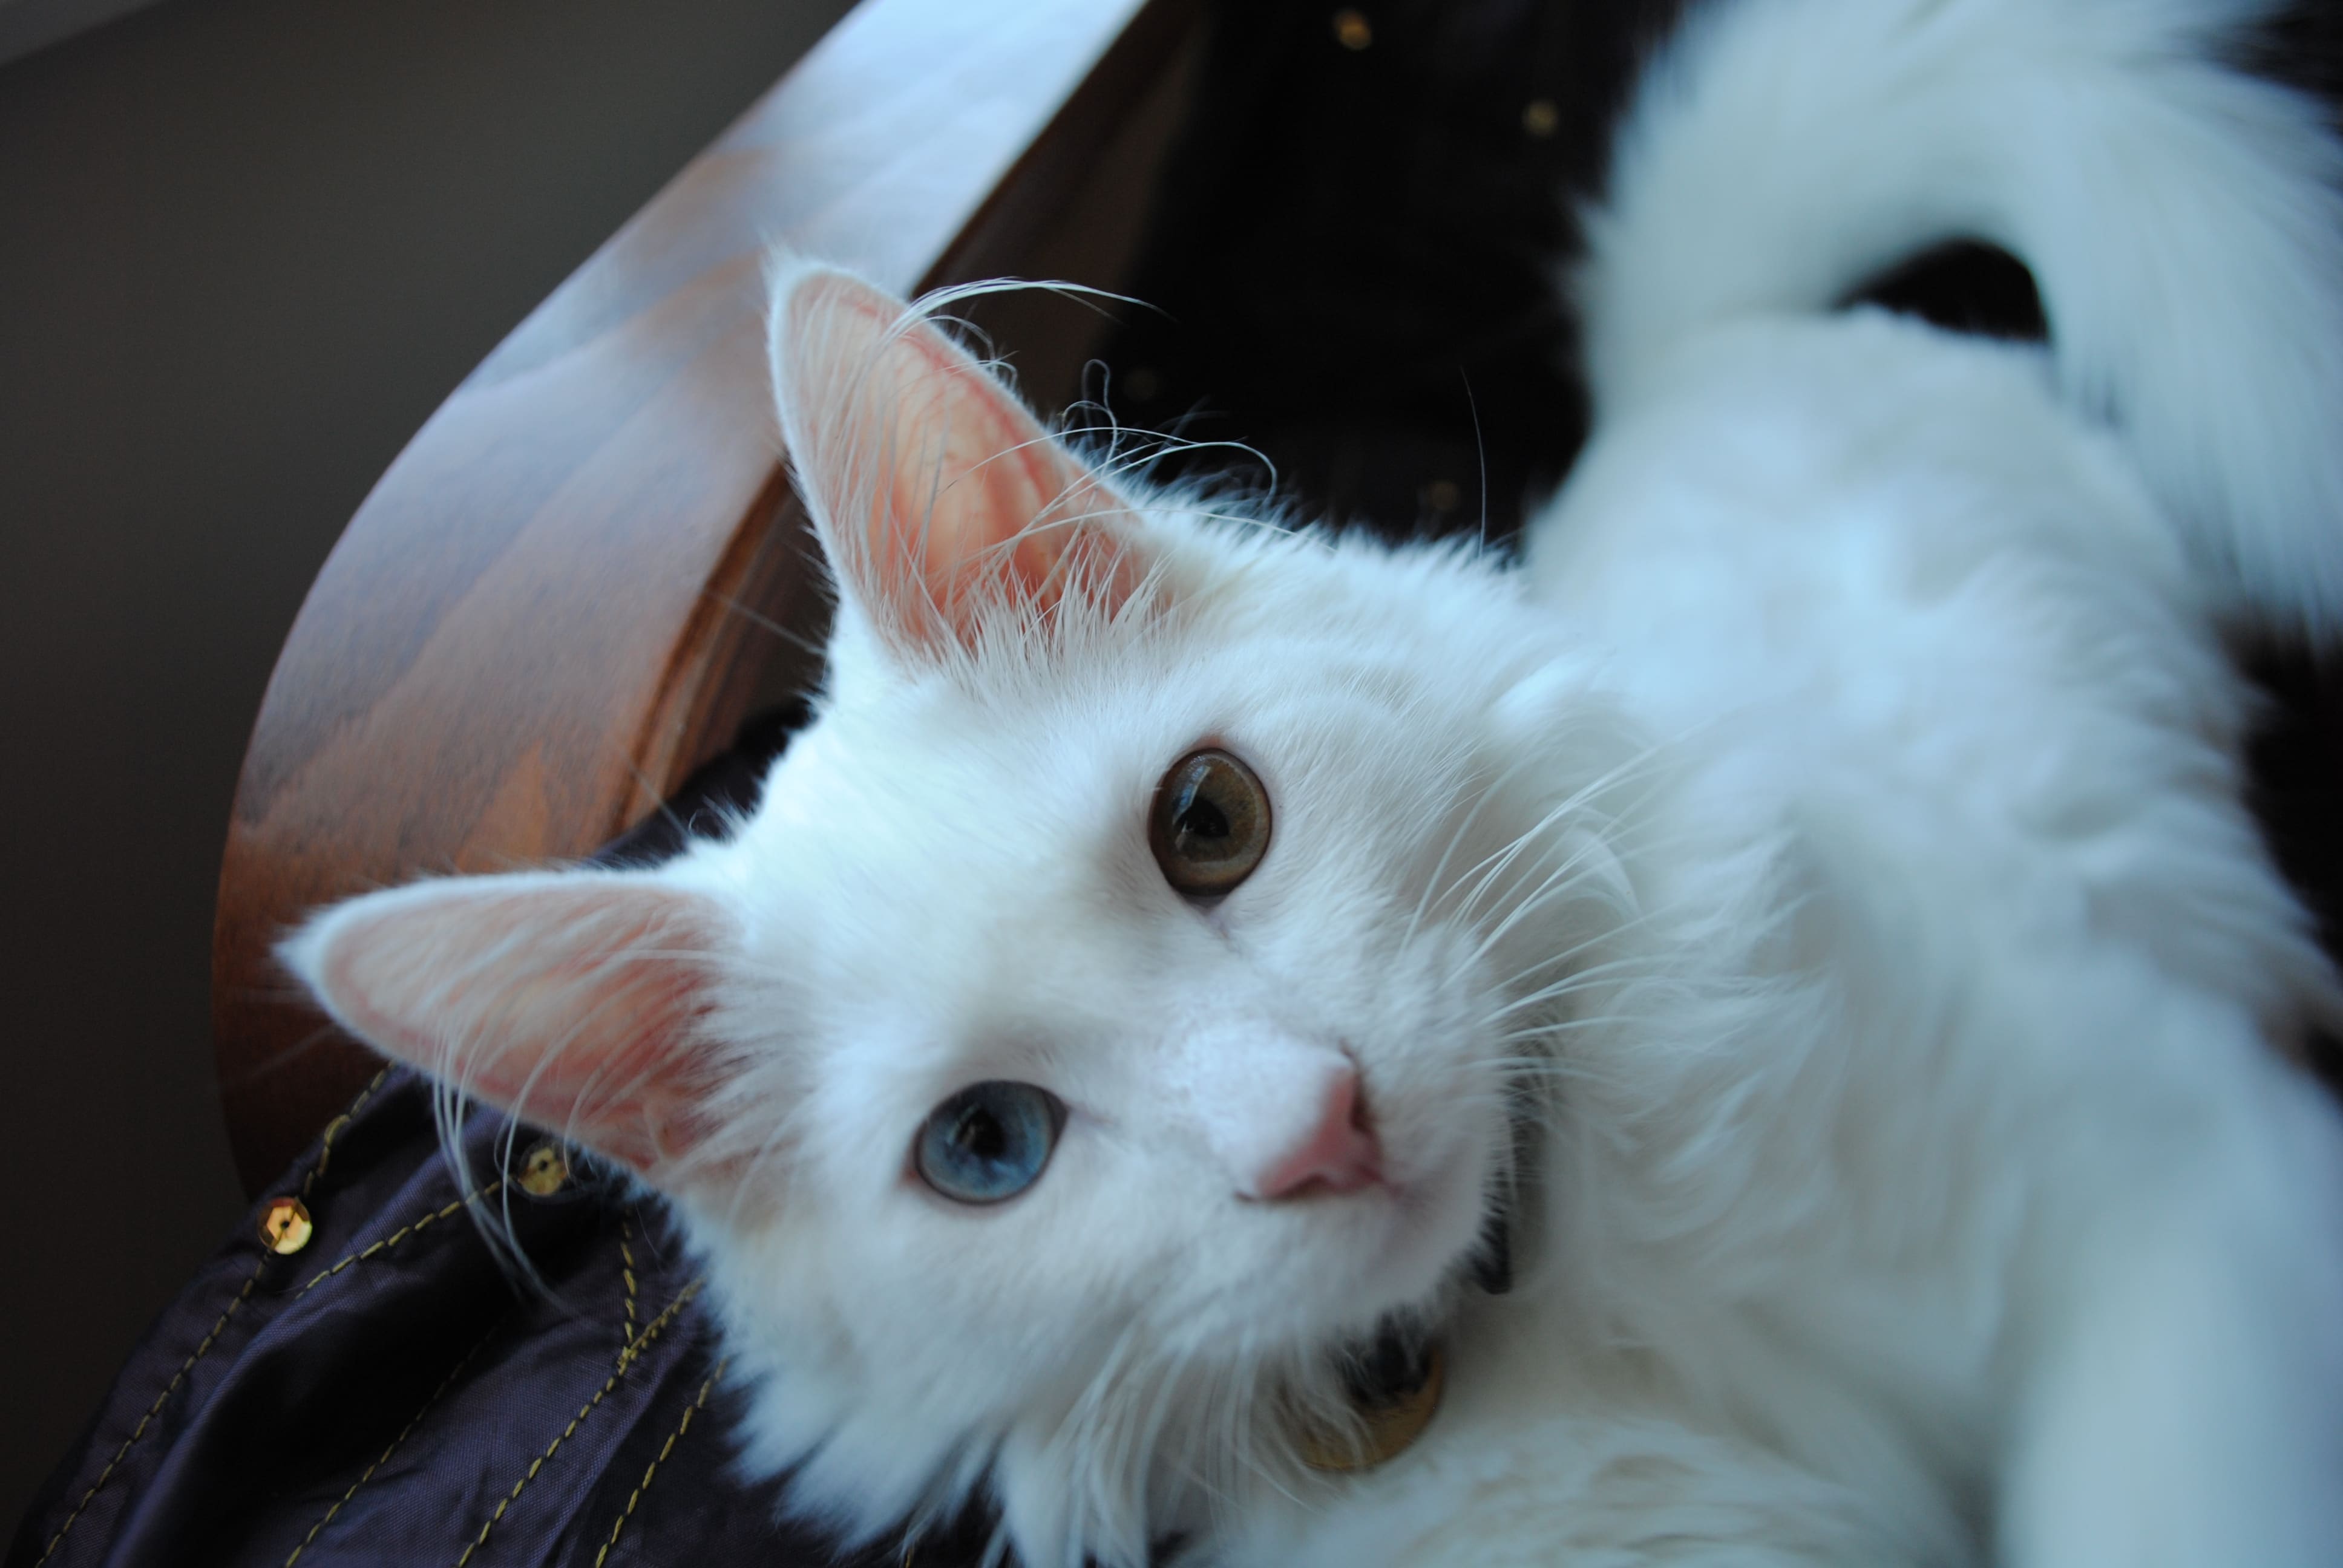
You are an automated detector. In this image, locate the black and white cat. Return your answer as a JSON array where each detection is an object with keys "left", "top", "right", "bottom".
[{"left": 287, "top": 0, "right": 2343, "bottom": 1561}]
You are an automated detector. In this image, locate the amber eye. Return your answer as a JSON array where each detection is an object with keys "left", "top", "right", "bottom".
[{"left": 1149, "top": 748, "right": 1271, "bottom": 898}]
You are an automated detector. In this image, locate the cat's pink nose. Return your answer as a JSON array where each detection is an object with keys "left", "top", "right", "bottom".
[{"left": 1252, "top": 1067, "right": 1383, "bottom": 1200}]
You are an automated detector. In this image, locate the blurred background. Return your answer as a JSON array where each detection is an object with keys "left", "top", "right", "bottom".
[
  {"left": 0, "top": 0, "right": 855, "bottom": 1524},
  {"left": 5, "top": 0, "right": 2339, "bottom": 1541}
]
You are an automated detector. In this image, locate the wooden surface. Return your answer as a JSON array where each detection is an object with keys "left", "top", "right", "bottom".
[{"left": 213, "top": 0, "right": 1202, "bottom": 1195}]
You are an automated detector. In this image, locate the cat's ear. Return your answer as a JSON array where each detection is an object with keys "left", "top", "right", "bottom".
[
  {"left": 768, "top": 260, "right": 1149, "bottom": 658},
  {"left": 281, "top": 873, "right": 732, "bottom": 1181}
]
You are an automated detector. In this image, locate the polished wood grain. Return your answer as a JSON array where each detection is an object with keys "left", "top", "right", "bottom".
[{"left": 214, "top": 0, "right": 1202, "bottom": 1194}]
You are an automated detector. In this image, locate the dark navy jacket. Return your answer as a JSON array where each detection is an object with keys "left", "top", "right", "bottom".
[{"left": 6, "top": 1066, "right": 997, "bottom": 1568}]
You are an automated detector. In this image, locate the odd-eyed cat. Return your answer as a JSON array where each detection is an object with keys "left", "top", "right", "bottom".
[{"left": 286, "top": 0, "right": 2343, "bottom": 1562}]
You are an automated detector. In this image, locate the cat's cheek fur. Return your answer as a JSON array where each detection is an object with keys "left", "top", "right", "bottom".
[{"left": 670, "top": 931, "right": 1515, "bottom": 1543}]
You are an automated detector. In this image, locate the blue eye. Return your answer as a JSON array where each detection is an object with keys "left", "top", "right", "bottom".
[{"left": 914, "top": 1082, "right": 1064, "bottom": 1204}]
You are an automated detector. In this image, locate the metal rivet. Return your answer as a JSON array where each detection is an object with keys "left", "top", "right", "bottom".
[
  {"left": 1332, "top": 8, "right": 1372, "bottom": 50},
  {"left": 1423, "top": 478, "right": 1462, "bottom": 513},
  {"left": 260, "top": 1195, "right": 313, "bottom": 1255},
  {"left": 518, "top": 1142, "right": 569, "bottom": 1197},
  {"left": 1522, "top": 98, "right": 1560, "bottom": 138}
]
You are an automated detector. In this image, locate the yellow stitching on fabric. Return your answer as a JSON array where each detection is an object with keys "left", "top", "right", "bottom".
[
  {"left": 283, "top": 1321, "right": 496, "bottom": 1567},
  {"left": 618, "top": 1218, "right": 640, "bottom": 1346},
  {"left": 591, "top": 1359, "right": 725, "bottom": 1567},
  {"left": 33, "top": 1068, "right": 391, "bottom": 1568},
  {"left": 453, "top": 1280, "right": 703, "bottom": 1567},
  {"left": 294, "top": 1181, "right": 505, "bottom": 1296},
  {"left": 31, "top": 1273, "right": 262, "bottom": 1566}
]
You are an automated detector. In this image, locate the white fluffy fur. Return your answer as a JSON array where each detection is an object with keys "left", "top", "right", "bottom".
[
  {"left": 286, "top": 0, "right": 2343, "bottom": 1563},
  {"left": 1581, "top": 0, "right": 2343, "bottom": 641}
]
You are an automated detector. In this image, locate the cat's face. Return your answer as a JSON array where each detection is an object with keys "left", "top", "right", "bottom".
[{"left": 287, "top": 263, "right": 1641, "bottom": 1566}]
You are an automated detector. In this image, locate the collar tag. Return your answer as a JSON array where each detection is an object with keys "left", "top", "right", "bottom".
[{"left": 1297, "top": 1342, "right": 1444, "bottom": 1472}]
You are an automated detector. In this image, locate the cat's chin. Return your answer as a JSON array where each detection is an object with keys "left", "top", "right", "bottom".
[{"left": 1236, "top": 1128, "right": 1499, "bottom": 1356}]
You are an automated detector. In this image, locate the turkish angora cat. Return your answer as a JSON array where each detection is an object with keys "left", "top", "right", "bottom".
[{"left": 283, "top": 0, "right": 2343, "bottom": 1561}]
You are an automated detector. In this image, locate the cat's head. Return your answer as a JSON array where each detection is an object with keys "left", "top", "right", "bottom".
[{"left": 286, "top": 261, "right": 1647, "bottom": 1568}]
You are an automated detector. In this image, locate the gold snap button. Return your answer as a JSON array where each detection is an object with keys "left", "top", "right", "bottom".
[
  {"left": 517, "top": 1142, "right": 569, "bottom": 1197},
  {"left": 1522, "top": 98, "right": 1560, "bottom": 139},
  {"left": 260, "top": 1196, "right": 313, "bottom": 1255},
  {"left": 1332, "top": 8, "right": 1372, "bottom": 50}
]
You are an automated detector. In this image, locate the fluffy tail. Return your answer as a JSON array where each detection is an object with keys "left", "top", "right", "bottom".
[{"left": 1579, "top": 0, "right": 2343, "bottom": 639}]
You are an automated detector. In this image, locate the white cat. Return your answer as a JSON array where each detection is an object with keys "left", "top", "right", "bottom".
[{"left": 284, "top": 0, "right": 2343, "bottom": 1563}]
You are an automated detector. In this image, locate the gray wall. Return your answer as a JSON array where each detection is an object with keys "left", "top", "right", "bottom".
[
  {"left": 0, "top": 0, "right": 168, "bottom": 67},
  {"left": 0, "top": 0, "right": 855, "bottom": 1530}
]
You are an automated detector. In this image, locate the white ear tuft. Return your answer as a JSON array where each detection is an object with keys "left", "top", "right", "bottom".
[
  {"left": 767, "top": 260, "right": 1150, "bottom": 658},
  {"left": 281, "top": 872, "right": 732, "bottom": 1178}
]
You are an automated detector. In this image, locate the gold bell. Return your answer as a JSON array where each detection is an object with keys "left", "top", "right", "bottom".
[{"left": 1297, "top": 1342, "right": 1446, "bottom": 1472}]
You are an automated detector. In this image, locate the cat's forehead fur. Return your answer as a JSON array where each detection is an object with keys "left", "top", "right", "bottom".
[{"left": 744, "top": 514, "right": 1557, "bottom": 955}]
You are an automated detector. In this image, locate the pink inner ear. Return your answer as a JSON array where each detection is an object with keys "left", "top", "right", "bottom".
[
  {"left": 774, "top": 267, "right": 1146, "bottom": 655},
  {"left": 295, "top": 878, "right": 727, "bottom": 1176}
]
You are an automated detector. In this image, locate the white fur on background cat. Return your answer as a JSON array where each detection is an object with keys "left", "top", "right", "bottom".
[{"left": 285, "top": 0, "right": 2343, "bottom": 1563}]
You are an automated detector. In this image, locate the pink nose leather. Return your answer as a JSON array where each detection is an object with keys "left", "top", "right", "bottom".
[{"left": 1253, "top": 1068, "right": 1383, "bottom": 1199}]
